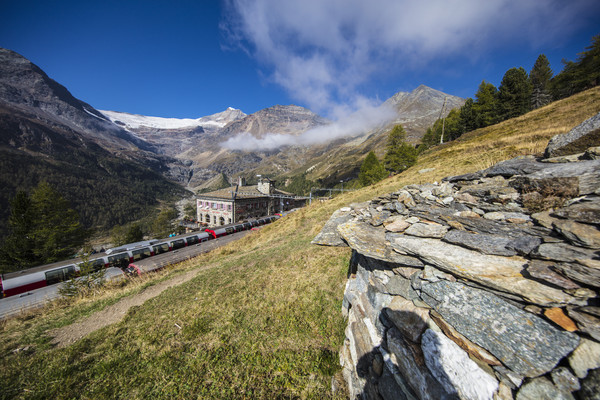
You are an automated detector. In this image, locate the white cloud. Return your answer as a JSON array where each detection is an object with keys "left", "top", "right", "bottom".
[
  {"left": 220, "top": 0, "right": 590, "bottom": 150},
  {"left": 223, "top": 0, "right": 587, "bottom": 117},
  {"left": 222, "top": 101, "right": 396, "bottom": 151}
]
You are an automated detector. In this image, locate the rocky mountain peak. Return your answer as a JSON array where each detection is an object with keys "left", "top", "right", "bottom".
[{"left": 218, "top": 104, "right": 330, "bottom": 139}]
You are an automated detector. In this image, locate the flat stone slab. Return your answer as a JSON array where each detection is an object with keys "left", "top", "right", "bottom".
[
  {"left": 420, "top": 280, "right": 580, "bottom": 378},
  {"left": 391, "top": 236, "right": 575, "bottom": 306},
  {"left": 552, "top": 198, "right": 600, "bottom": 224},
  {"left": 545, "top": 112, "right": 600, "bottom": 158},
  {"left": 443, "top": 229, "right": 516, "bottom": 256},
  {"left": 421, "top": 329, "right": 498, "bottom": 400},
  {"left": 526, "top": 159, "right": 600, "bottom": 195},
  {"left": 311, "top": 208, "right": 353, "bottom": 246},
  {"left": 338, "top": 220, "right": 424, "bottom": 267}
]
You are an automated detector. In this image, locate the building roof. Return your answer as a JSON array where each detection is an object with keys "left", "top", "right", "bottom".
[{"left": 197, "top": 185, "right": 295, "bottom": 200}]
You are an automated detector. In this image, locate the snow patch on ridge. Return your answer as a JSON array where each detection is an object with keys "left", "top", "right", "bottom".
[{"left": 100, "top": 108, "right": 245, "bottom": 131}]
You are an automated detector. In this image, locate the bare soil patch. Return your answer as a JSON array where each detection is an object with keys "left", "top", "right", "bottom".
[{"left": 49, "top": 266, "right": 207, "bottom": 348}]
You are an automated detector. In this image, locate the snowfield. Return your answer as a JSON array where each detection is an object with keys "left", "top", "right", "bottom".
[{"left": 100, "top": 107, "right": 245, "bottom": 131}]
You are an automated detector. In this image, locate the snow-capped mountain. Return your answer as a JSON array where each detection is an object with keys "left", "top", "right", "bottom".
[{"left": 100, "top": 107, "right": 246, "bottom": 131}]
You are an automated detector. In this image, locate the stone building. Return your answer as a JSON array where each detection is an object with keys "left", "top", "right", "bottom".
[{"left": 196, "top": 178, "right": 305, "bottom": 226}]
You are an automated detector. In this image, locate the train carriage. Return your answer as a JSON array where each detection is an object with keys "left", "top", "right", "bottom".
[{"left": 1, "top": 214, "right": 282, "bottom": 298}]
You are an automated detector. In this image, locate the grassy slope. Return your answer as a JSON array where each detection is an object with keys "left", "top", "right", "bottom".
[{"left": 1, "top": 87, "right": 599, "bottom": 399}]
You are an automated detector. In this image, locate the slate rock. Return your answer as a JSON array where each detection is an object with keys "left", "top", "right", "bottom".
[
  {"left": 569, "top": 338, "right": 600, "bottom": 379},
  {"left": 577, "top": 368, "right": 600, "bottom": 400},
  {"left": 525, "top": 159, "right": 600, "bottom": 195},
  {"left": 445, "top": 171, "right": 483, "bottom": 183},
  {"left": 337, "top": 220, "right": 424, "bottom": 267},
  {"left": 493, "top": 365, "right": 524, "bottom": 389},
  {"left": 551, "top": 218, "right": 600, "bottom": 249},
  {"left": 545, "top": 112, "right": 600, "bottom": 158},
  {"left": 567, "top": 308, "right": 600, "bottom": 341},
  {"left": 420, "top": 280, "right": 580, "bottom": 377},
  {"left": 386, "top": 327, "right": 458, "bottom": 400},
  {"left": 311, "top": 208, "right": 353, "bottom": 246},
  {"left": 383, "top": 296, "right": 429, "bottom": 343},
  {"left": 544, "top": 307, "right": 578, "bottom": 332},
  {"left": 532, "top": 243, "right": 599, "bottom": 263},
  {"left": 396, "top": 190, "right": 416, "bottom": 208},
  {"left": 392, "top": 236, "right": 575, "bottom": 306},
  {"left": 516, "top": 377, "right": 575, "bottom": 400},
  {"left": 555, "top": 262, "right": 600, "bottom": 288},
  {"left": 384, "top": 216, "right": 410, "bottom": 233},
  {"left": 429, "top": 310, "right": 501, "bottom": 366},
  {"left": 553, "top": 198, "right": 600, "bottom": 225},
  {"left": 483, "top": 156, "right": 547, "bottom": 178},
  {"left": 443, "top": 229, "right": 516, "bottom": 256},
  {"left": 371, "top": 209, "right": 392, "bottom": 226},
  {"left": 378, "top": 367, "right": 411, "bottom": 400},
  {"left": 525, "top": 260, "right": 581, "bottom": 290},
  {"left": 551, "top": 367, "right": 580, "bottom": 392},
  {"left": 446, "top": 214, "right": 552, "bottom": 238},
  {"left": 421, "top": 329, "right": 499, "bottom": 400},
  {"left": 404, "top": 222, "right": 449, "bottom": 238},
  {"left": 506, "top": 236, "right": 543, "bottom": 256}
]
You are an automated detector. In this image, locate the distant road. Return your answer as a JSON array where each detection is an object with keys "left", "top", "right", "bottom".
[{"left": 0, "top": 229, "right": 252, "bottom": 319}]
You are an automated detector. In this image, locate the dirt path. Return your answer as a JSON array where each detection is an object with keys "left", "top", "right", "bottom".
[
  {"left": 49, "top": 267, "right": 208, "bottom": 348},
  {"left": 48, "top": 229, "right": 252, "bottom": 348}
]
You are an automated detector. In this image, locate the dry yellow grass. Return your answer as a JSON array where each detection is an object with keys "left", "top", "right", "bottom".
[{"left": 1, "top": 87, "right": 599, "bottom": 399}]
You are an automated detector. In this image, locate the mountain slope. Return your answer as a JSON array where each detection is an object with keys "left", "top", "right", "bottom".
[
  {"left": 0, "top": 48, "right": 190, "bottom": 236},
  {"left": 114, "top": 87, "right": 460, "bottom": 191},
  {"left": 2, "top": 87, "right": 598, "bottom": 398}
]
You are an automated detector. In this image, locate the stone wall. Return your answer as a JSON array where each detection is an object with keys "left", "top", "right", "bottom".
[{"left": 313, "top": 116, "right": 600, "bottom": 399}]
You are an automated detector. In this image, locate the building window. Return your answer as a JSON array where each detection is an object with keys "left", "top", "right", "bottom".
[{"left": 212, "top": 203, "right": 216, "bottom": 209}]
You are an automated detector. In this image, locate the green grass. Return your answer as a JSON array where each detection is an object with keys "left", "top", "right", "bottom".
[{"left": 1, "top": 87, "right": 600, "bottom": 399}]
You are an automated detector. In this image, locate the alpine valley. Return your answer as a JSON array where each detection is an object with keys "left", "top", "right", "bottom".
[{"left": 0, "top": 47, "right": 463, "bottom": 235}]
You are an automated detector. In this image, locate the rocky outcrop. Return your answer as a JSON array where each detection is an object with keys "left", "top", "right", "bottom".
[
  {"left": 545, "top": 112, "right": 600, "bottom": 158},
  {"left": 314, "top": 139, "right": 600, "bottom": 398}
]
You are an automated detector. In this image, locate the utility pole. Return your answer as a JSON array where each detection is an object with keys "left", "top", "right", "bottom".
[{"left": 439, "top": 97, "right": 447, "bottom": 145}]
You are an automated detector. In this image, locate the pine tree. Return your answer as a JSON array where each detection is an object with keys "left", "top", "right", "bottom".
[
  {"left": 530, "top": 54, "right": 553, "bottom": 109},
  {"left": 358, "top": 151, "right": 386, "bottom": 186},
  {"left": 497, "top": 67, "right": 533, "bottom": 121}
]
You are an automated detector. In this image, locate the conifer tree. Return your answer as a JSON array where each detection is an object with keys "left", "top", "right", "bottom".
[
  {"left": 459, "top": 98, "right": 477, "bottom": 133},
  {"left": 29, "top": 182, "right": 86, "bottom": 263},
  {"left": 551, "top": 34, "right": 600, "bottom": 99},
  {"left": 0, "top": 191, "right": 37, "bottom": 271},
  {"left": 530, "top": 54, "right": 553, "bottom": 109},
  {"left": 0, "top": 183, "right": 86, "bottom": 272},
  {"left": 497, "top": 67, "right": 533, "bottom": 121},
  {"left": 384, "top": 125, "right": 418, "bottom": 173},
  {"left": 473, "top": 81, "right": 499, "bottom": 128},
  {"left": 358, "top": 151, "right": 386, "bottom": 186}
]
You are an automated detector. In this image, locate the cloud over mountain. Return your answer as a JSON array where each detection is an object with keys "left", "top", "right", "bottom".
[{"left": 222, "top": 0, "right": 589, "bottom": 118}]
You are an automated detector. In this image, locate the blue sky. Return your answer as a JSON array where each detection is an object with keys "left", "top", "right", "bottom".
[{"left": 1, "top": 0, "right": 599, "bottom": 119}]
